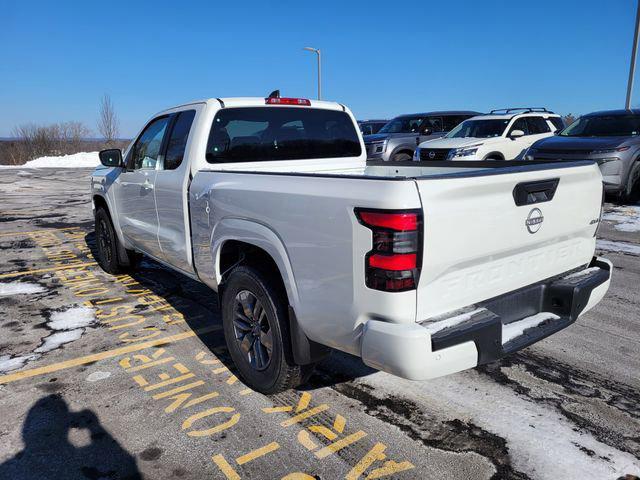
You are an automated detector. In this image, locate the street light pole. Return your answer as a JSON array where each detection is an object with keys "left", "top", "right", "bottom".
[
  {"left": 303, "top": 47, "right": 321, "bottom": 100},
  {"left": 626, "top": 0, "right": 640, "bottom": 109}
]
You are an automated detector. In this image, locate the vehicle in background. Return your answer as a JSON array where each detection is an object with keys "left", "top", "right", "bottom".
[
  {"left": 526, "top": 109, "right": 640, "bottom": 202},
  {"left": 358, "top": 119, "right": 388, "bottom": 136},
  {"left": 364, "top": 111, "right": 479, "bottom": 162},
  {"left": 91, "top": 97, "right": 611, "bottom": 394},
  {"left": 414, "top": 108, "right": 562, "bottom": 162}
]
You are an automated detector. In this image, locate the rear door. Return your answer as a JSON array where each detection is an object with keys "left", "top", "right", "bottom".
[
  {"left": 154, "top": 108, "right": 199, "bottom": 274},
  {"left": 413, "top": 162, "right": 602, "bottom": 320},
  {"left": 114, "top": 115, "right": 170, "bottom": 257}
]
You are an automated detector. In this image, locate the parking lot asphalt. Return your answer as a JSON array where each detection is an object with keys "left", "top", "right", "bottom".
[{"left": 0, "top": 168, "right": 638, "bottom": 480}]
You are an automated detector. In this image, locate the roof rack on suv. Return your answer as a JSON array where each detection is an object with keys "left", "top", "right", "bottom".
[{"left": 488, "top": 107, "right": 555, "bottom": 115}]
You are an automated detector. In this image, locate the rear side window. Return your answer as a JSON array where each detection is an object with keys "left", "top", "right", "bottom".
[
  {"left": 526, "top": 116, "right": 551, "bottom": 134},
  {"left": 164, "top": 110, "right": 196, "bottom": 170},
  {"left": 206, "top": 107, "right": 361, "bottom": 163},
  {"left": 442, "top": 115, "right": 470, "bottom": 131},
  {"left": 548, "top": 117, "right": 565, "bottom": 131}
]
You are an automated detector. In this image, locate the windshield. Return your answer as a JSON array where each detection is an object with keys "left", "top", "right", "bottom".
[
  {"left": 560, "top": 115, "right": 640, "bottom": 137},
  {"left": 446, "top": 119, "right": 510, "bottom": 138},
  {"left": 378, "top": 116, "right": 425, "bottom": 134}
]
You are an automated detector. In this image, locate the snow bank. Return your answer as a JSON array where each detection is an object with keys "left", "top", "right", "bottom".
[
  {"left": 0, "top": 281, "right": 45, "bottom": 296},
  {"left": 596, "top": 239, "right": 640, "bottom": 256},
  {"left": 0, "top": 151, "right": 100, "bottom": 169},
  {"left": 602, "top": 205, "right": 640, "bottom": 233}
]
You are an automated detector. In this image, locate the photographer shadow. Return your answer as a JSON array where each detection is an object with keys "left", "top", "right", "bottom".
[{"left": 0, "top": 394, "right": 141, "bottom": 480}]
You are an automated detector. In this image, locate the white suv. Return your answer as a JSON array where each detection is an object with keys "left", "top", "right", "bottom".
[{"left": 414, "top": 108, "right": 564, "bottom": 161}]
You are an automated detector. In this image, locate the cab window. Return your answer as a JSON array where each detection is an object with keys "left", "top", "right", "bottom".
[
  {"left": 129, "top": 116, "right": 170, "bottom": 170},
  {"left": 164, "top": 110, "right": 196, "bottom": 170}
]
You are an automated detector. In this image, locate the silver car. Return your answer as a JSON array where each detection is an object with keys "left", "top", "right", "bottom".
[{"left": 363, "top": 111, "right": 480, "bottom": 162}]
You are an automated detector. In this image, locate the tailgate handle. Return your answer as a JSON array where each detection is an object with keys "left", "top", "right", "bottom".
[{"left": 513, "top": 178, "right": 559, "bottom": 206}]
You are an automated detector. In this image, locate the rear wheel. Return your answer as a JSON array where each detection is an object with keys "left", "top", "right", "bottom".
[
  {"left": 221, "top": 266, "right": 312, "bottom": 394},
  {"left": 95, "top": 208, "right": 140, "bottom": 274}
]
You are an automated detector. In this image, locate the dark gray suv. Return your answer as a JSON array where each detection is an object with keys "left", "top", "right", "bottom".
[
  {"left": 363, "top": 111, "right": 480, "bottom": 162},
  {"left": 526, "top": 109, "right": 640, "bottom": 201}
]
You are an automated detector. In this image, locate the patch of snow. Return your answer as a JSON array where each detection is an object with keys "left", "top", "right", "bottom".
[
  {"left": 563, "top": 267, "right": 600, "bottom": 280},
  {"left": 0, "top": 281, "right": 45, "bottom": 296},
  {"left": 0, "top": 354, "right": 38, "bottom": 373},
  {"left": 596, "top": 239, "right": 640, "bottom": 256},
  {"left": 602, "top": 205, "right": 640, "bottom": 233},
  {"left": 361, "top": 369, "right": 640, "bottom": 480},
  {"left": 502, "top": 312, "right": 560, "bottom": 344},
  {"left": 421, "top": 308, "right": 486, "bottom": 335},
  {"left": 48, "top": 306, "right": 96, "bottom": 330},
  {"left": 34, "top": 329, "right": 84, "bottom": 353},
  {"left": 87, "top": 371, "right": 111, "bottom": 382},
  {"left": 0, "top": 151, "right": 100, "bottom": 169}
]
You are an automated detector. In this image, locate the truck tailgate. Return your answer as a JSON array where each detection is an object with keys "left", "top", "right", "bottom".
[{"left": 415, "top": 162, "right": 603, "bottom": 321}]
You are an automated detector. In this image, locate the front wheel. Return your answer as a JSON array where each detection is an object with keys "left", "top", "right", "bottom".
[
  {"left": 95, "top": 208, "right": 140, "bottom": 274},
  {"left": 221, "top": 266, "right": 312, "bottom": 394},
  {"left": 392, "top": 152, "right": 412, "bottom": 162}
]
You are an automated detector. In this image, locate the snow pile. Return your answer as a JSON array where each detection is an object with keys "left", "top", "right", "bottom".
[
  {"left": 422, "top": 308, "right": 486, "bottom": 335},
  {"left": 2, "top": 151, "right": 101, "bottom": 169},
  {"left": 0, "top": 306, "right": 95, "bottom": 373},
  {"left": 502, "top": 312, "right": 560, "bottom": 344},
  {"left": 363, "top": 369, "right": 640, "bottom": 479},
  {"left": 0, "top": 281, "right": 45, "bottom": 296},
  {"left": 596, "top": 239, "right": 640, "bottom": 256},
  {"left": 602, "top": 205, "right": 640, "bottom": 233}
]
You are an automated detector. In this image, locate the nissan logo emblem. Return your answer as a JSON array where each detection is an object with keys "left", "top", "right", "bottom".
[
  {"left": 526, "top": 208, "right": 544, "bottom": 234},
  {"left": 428, "top": 151, "right": 435, "bottom": 159}
]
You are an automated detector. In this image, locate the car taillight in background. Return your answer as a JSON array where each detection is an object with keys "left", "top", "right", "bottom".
[
  {"left": 355, "top": 209, "right": 422, "bottom": 292},
  {"left": 265, "top": 97, "right": 311, "bottom": 106}
]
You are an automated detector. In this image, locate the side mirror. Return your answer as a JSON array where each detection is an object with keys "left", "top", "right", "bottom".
[
  {"left": 99, "top": 149, "right": 123, "bottom": 167},
  {"left": 509, "top": 129, "right": 525, "bottom": 139}
]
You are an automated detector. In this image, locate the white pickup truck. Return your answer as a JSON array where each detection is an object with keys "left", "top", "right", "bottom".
[{"left": 91, "top": 96, "right": 612, "bottom": 393}]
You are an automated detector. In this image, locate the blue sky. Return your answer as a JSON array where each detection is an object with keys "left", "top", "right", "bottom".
[{"left": 1, "top": 0, "right": 638, "bottom": 137}]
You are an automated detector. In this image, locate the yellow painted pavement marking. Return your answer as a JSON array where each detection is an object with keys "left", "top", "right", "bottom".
[
  {"left": 0, "top": 325, "right": 222, "bottom": 384},
  {"left": 0, "top": 262, "right": 96, "bottom": 279},
  {"left": 0, "top": 226, "right": 81, "bottom": 237},
  {"left": 236, "top": 442, "right": 280, "bottom": 465}
]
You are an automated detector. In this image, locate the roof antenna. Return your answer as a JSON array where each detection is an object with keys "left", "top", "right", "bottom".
[{"left": 268, "top": 89, "right": 280, "bottom": 99}]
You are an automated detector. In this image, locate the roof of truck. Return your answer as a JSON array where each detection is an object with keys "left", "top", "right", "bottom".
[
  {"left": 583, "top": 108, "right": 640, "bottom": 116},
  {"left": 166, "top": 97, "right": 347, "bottom": 111}
]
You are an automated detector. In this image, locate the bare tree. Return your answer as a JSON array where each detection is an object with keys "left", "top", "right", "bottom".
[
  {"left": 97, "top": 94, "right": 119, "bottom": 145},
  {"left": 562, "top": 113, "right": 576, "bottom": 126}
]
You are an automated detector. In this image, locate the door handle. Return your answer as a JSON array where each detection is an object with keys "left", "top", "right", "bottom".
[
  {"left": 513, "top": 178, "right": 559, "bottom": 206},
  {"left": 142, "top": 180, "right": 154, "bottom": 190}
]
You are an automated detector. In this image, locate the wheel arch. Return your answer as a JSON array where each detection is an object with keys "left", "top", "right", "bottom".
[{"left": 483, "top": 151, "right": 505, "bottom": 160}]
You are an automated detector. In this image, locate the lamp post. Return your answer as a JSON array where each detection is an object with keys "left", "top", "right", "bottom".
[
  {"left": 626, "top": 0, "right": 640, "bottom": 109},
  {"left": 303, "top": 47, "right": 321, "bottom": 100}
]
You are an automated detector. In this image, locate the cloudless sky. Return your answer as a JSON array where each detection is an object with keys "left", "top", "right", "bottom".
[{"left": 1, "top": 0, "right": 638, "bottom": 137}]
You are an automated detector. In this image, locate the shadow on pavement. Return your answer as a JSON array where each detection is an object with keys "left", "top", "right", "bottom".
[
  {"left": 83, "top": 231, "right": 376, "bottom": 391},
  {"left": 0, "top": 394, "right": 141, "bottom": 480}
]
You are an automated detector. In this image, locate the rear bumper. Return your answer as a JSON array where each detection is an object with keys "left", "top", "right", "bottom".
[{"left": 360, "top": 256, "right": 612, "bottom": 380}]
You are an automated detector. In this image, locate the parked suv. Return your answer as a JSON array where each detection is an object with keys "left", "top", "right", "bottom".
[
  {"left": 358, "top": 119, "right": 388, "bottom": 136},
  {"left": 525, "top": 109, "right": 640, "bottom": 201},
  {"left": 364, "top": 111, "right": 479, "bottom": 161},
  {"left": 414, "top": 108, "right": 563, "bottom": 162}
]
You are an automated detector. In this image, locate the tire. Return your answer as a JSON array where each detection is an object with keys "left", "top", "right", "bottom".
[
  {"left": 620, "top": 163, "right": 640, "bottom": 204},
  {"left": 95, "top": 208, "right": 140, "bottom": 274},
  {"left": 221, "top": 266, "right": 312, "bottom": 394},
  {"left": 392, "top": 152, "right": 412, "bottom": 162}
]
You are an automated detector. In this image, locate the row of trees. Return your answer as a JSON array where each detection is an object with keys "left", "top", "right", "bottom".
[{"left": 2, "top": 95, "right": 121, "bottom": 165}]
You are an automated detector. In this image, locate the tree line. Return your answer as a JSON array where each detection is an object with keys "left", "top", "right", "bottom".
[{"left": 1, "top": 94, "right": 125, "bottom": 165}]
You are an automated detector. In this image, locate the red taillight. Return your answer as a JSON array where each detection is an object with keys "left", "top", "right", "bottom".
[
  {"left": 355, "top": 208, "right": 422, "bottom": 292},
  {"left": 265, "top": 97, "right": 311, "bottom": 106}
]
